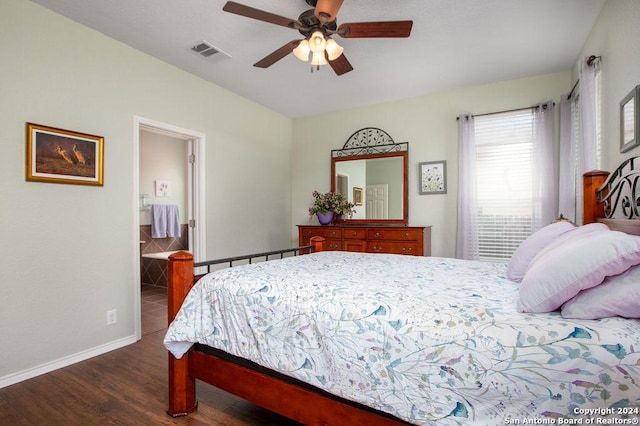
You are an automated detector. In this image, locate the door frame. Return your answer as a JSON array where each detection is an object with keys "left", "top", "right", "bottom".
[{"left": 133, "top": 116, "right": 206, "bottom": 339}]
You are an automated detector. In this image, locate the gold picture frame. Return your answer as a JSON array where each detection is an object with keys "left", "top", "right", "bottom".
[
  {"left": 26, "top": 123, "right": 104, "bottom": 186},
  {"left": 353, "top": 186, "right": 363, "bottom": 205}
]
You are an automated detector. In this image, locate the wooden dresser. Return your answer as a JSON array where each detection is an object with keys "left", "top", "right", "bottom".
[{"left": 298, "top": 225, "right": 431, "bottom": 256}]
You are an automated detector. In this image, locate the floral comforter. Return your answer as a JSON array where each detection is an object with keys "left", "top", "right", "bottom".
[{"left": 164, "top": 251, "right": 640, "bottom": 425}]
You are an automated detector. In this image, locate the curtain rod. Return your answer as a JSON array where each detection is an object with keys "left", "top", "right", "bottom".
[
  {"left": 567, "top": 55, "right": 601, "bottom": 100},
  {"left": 567, "top": 79, "right": 580, "bottom": 100},
  {"left": 456, "top": 102, "right": 554, "bottom": 121}
]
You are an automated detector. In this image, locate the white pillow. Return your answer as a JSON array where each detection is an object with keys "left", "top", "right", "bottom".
[
  {"left": 529, "top": 222, "right": 609, "bottom": 260},
  {"left": 506, "top": 221, "right": 576, "bottom": 282},
  {"left": 561, "top": 266, "right": 640, "bottom": 319},
  {"left": 517, "top": 227, "right": 640, "bottom": 313}
]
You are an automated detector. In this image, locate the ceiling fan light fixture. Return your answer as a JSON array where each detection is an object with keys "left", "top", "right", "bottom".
[
  {"left": 293, "top": 39, "right": 310, "bottom": 61},
  {"left": 325, "top": 38, "right": 343, "bottom": 61},
  {"left": 310, "top": 51, "right": 328, "bottom": 66},
  {"left": 309, "top": 31, "right": 327, "bottom": 53}
]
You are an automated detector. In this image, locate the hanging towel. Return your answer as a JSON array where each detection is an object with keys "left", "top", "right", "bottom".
[
  {"left": 166, "top": 204, "right": 180, "bottom": 238},
  {"left": 151, "top": 204, "right": 181, "bottom": 238},
  {"left": 151, "top": 204, "right": 167, "bottom": 238}
]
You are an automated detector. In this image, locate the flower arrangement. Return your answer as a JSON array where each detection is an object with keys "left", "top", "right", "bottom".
[{"left": 308, "top": 191, "right": 356, "bottom": 217}]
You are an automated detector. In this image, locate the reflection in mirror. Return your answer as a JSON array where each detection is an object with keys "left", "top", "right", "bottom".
[
  {"left": 331, "top": 127, "right": 408, "bottom": 224},
  {"left": 334, "top": 156, "right": 404, "bottom": 220},
  {"left": 623, "top": 97, "right": 635, "bottom": 144},
  {"left": 620, "top": 85, "right": 640, "bottom": 153}
]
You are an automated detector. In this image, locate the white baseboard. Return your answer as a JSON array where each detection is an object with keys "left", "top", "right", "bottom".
[{"left": 0, "top": 334, "right": 138, "bottom": 389}]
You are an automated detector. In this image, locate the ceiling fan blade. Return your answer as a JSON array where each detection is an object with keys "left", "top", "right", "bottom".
[
  {"left": 338, "top": 21, "right": 413, "bottom": 38},
  {"left": 314, "top": 0, "right": 344, "bottom": 23},
  {"left": 223, "top": 1, "right": 299, "bottom": 29},
  {"left": 328, "top": 52, "right": 353, "bottom": 76},
  {"left": 253, "top": 40, "right": 301, "bottom": 68}
]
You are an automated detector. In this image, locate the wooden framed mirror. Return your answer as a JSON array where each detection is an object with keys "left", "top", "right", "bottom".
[{"left": 331, "top": 128, "right": 408, "bottom": 225}]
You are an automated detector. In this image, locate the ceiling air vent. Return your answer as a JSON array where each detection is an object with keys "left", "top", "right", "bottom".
[{"left": 187, "top": 41, "right": 231, "bottom": 63}]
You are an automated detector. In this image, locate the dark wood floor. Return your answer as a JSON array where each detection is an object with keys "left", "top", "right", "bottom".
[{"left": 0, "top": 328, "right": 302, "bottom": 425}]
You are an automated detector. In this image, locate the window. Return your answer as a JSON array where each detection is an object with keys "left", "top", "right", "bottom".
[
  {"left": 474, "top": 110, "right": 535, "bottom": 261},
  {"left": 457, "top": 103, "right": 556, "bottom": 261}
]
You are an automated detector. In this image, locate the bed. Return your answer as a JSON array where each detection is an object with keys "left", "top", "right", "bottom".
[{"left": 164, "top": 160, "right": 640, "bottom": 425}]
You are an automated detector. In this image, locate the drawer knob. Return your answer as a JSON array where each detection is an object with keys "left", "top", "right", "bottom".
[
  {"left": 404, "top": 232, "right": 409, "bottom": 238},
  {"left": 375, "top": 232, "right": 380, "bottom": 237}
]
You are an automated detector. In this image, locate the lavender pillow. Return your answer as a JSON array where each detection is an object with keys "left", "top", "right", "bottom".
[
  {"left": 506, "top": 221, "right": 576, "bottom": 282},
  {"left": 561, "top": 266, "right": 640, "bottom": 319},
  {"left": 517, "top": 227, "right": 640, "bottom": 313}
]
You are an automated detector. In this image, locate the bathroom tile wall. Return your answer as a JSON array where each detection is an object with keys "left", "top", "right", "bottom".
[{"left": 140, "top": 224, "right": 188, "bottom": 287}]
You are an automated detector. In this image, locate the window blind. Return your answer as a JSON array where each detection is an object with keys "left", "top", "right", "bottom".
[{"left": 474, "top": 110, "right": 535, "bottom": 261}]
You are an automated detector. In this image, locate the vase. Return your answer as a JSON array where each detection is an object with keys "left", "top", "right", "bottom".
[{"left": 316, "top": 211, "right": 334, "bottom": 225}]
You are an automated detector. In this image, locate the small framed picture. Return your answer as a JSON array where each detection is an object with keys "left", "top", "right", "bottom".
[
  {"left": 353, "top": 186, "right": 363, "bottom": 205},
  {"left": 620, "top": 85, "right": 640, "bottom": 153},
  {"left": 26, "top": 123, "right": 104, "bottom": 186},
  {"left": 419, "top": 160, "right": 447, "bottom": 195}
]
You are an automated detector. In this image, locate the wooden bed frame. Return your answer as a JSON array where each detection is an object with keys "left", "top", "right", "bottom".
[
  {"left": 583, "top": 157, "right": 640, "bottom": 234},
  {"left": 166, "top": 160, "right": 639, "bottom": 425},
  {"left": 167, "top": 236, "right": 406, "bottom": 425}
]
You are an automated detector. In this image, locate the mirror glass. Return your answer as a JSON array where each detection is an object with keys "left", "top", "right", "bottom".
[
  {"left": 623, "top": 96, "right": 635, "bottom": 145},
  {"left": 331, "top": 152, "right": 408, "bottom": 224}
]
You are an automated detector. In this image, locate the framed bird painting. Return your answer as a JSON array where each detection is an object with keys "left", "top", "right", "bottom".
[{"left": 26, "top": 123, "right": 104, "bottom": 186}]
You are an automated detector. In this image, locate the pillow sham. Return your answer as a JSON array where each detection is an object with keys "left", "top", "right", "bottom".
[
  {"left": 561, "top": 265, "right": 640, "bottom": 319},
  {"left": 517, "top": 227, "right": 640, "bottom": 313},
  {"left": 506, "top": 221, "right": 576, "bottom": 282},
  {"left": 529, "top": 222, "right": 609, "bottom": 258}
]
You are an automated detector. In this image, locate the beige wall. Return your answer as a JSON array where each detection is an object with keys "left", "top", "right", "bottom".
[
  {"left": 292, "top": 72, "right": 572, "bottom": 257},
  {"left": 139, "top": 131, "right": 188, "bottom": 227},
  {"left": 0, "top": 0, "right": 292, "bottom": 385}
]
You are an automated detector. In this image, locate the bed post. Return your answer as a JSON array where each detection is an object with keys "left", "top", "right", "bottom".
[
  {"left": 166, "top": 251, "right": 197, "bottom": 417},
  {"left": 310, "top": 235, "right": 326, "bottom": 252},
  {"left": 582, "top": 170, "right": 609, "bottom": 224}
]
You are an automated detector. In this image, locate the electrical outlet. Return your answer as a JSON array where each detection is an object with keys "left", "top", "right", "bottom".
[{"left": 106, "top": 309, "right": 117, "bottom": 325}]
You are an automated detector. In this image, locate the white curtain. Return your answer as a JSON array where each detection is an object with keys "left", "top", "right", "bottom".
[
  {"left": 456, "top": 114, "right": 479, "bottom": 260},
  {"left": 558, "top": 55, "right": 600, "bottom": 224},
  {"left": 558, "top": 94, "right": 577, "bottom": 222},
  {"left": 532, "top": 101, "right": 558, "bottom": 229},
  {"left": 578, "top": 56, "right": 599, "bottom": 174}
]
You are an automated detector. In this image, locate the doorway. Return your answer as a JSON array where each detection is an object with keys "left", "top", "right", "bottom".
[{"left": 133, "top": 116, "right": 206, "bottom": 339}]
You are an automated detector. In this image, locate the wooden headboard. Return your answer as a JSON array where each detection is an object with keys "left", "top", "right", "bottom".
[{"left": 583, "top": 156, "right": 640, "bottom": 235}]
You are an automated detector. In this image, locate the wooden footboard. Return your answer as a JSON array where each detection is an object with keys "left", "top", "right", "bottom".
[{"left": 166, "top": 236, "right": 406, "bottom": 425}]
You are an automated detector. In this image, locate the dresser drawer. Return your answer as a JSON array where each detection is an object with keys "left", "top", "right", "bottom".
[
  {"left": 342, "top": 228, "right": 367, "bottom": 239},
  {"left": 343, "top": 239, "right": 367, "bottom": 252},
  {"left": 325, "top": 239, "right": 343, "bottom": 251},
  {"left": 368, "top": 229, "right": 421, "bottom": 241},
  {"left": 368, "top": 241, "right": 418, "bottom": 255},
  {"left": 300, "top": 227, "right": 343, "bottom": 239}
]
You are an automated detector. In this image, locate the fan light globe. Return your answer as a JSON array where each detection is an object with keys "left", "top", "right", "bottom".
[
  {"left": 325, "top": 38, "right": 343, "bottom": 61},
  {"left": 293, "top": 39, "right": 310, "bottom": 61},
  {"left": 309, "top": 31, "right": 327, "bottom": 53},
  {"left": 310, "top": 51, "right": 328, "bottom": 66}
]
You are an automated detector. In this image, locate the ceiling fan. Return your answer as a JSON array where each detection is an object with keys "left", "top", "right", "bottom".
[{"left": 222, "top": 0, "right": 413, "bottom": 75}]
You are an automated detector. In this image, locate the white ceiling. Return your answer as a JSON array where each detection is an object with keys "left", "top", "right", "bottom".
[{"left": 30, "top": 0, "right": 605, "bottom": 118}]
